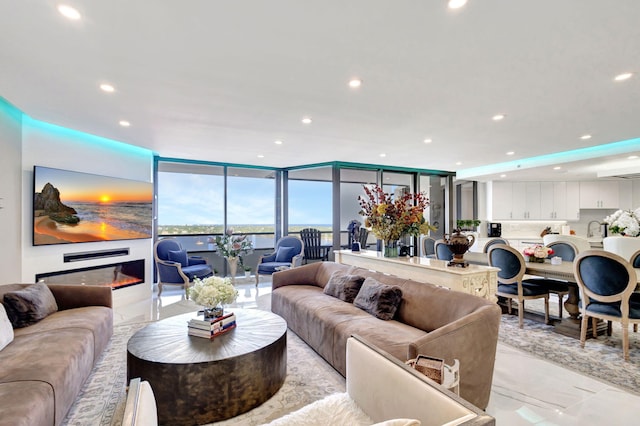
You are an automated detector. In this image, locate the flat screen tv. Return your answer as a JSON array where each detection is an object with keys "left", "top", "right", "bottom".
[{"left": 33, "top": 166, "right": 153, "bottom": 246}]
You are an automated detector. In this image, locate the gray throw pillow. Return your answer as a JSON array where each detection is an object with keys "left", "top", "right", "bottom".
[
  {"left": 3, "top": 283, "right": 59, "bottom": 328},
  {"left": 354, "top": 277, "right": 403, "bottom": 320},
  {"left": 323, "top": 272, "right": 365, "bottom": 303}
]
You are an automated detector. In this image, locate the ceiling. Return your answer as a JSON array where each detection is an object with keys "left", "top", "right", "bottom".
[{"left": 1, "top": 0, "right": 639, "bottom": 181}]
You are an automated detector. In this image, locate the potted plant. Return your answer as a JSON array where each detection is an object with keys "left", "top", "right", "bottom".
[{"left": 243, "top": 265, "right": 252, "bottom": 278}]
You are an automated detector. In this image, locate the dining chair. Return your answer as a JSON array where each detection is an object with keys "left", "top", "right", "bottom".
[
  {"left": 482, "top": 238, "right": 509, "bottom": 253},
  {"left": 299, "top": 228, "right": 329, "bottom": 264},
  {"left": 422, "top": 236, "right": 436, "bottom": 258},
  {"left": 629, "top": 249, "right": 640, "bottom": 332},
  {"left": 528, "top": 240, "right": 578, "bottom": 319},
  {"left": 488, "top": 244, "right": 550, "bottom": 328},
  {"left": 574, "top": 250, "right": 640, "bottom": 361},
  {"left": 434, "top": 239, "right": 453, "bottom": 261}
]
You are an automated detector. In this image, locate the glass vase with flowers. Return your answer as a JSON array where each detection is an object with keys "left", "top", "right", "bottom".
[
  {"left": 215, "top": 228, "right": 253, "bottom": 282},
  {"left": 188, "top": 276, "right": 238, "bottom": 319},
  {"left": 358, "top": 184, "right": 436, "bottom": 257},
  {"left": 523, "top": 244, "right": 554, "bottom": 263}
]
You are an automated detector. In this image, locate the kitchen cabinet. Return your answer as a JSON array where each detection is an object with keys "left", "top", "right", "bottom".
[
  {"left": 489, "top": 182, "right": 541, "bottom": 220},
  {"left": 489, "top": 181, "right": 513, "bottom": 220},
  {"left": 565, "top": 182, "right": 580, "bottom": 220},
  {"left": 540, "top": 182, "right": 567, "bottom": 219},
  {"left": 579, "top": 181, "right": 620, "bottom": 209}
]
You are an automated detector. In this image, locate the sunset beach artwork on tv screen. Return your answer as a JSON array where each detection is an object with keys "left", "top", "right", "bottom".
[{"left": 33, "top": 166, "right": 153, "bottom": 246}]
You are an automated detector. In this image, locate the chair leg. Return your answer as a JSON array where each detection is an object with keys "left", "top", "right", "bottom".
[
  {"left": 580, "top": 314, "right": 588, "bottom": 348},
  {"left": 518, "top": 299, "right": 524, "bottom": 329},
  {"left": 158, "top": 282, "right": 163, "bottom": 297},
  {"left": 557, "top": 293, "right": 563, "bottom": 319},
  {"left": 607, "top": 321, "right": 612, "bottom": 336},
  {"left": 592, "top": 317, "right": 598, "bottom": 338},
  {"left": 623, "top": 325, "right": 630, "bottom": 361},
  {"left": 255, "top": 273, "right": 259, "bottom": 287},
  {"left": 507, "top": 299, "right": 513, "bottom": 315},
  {"left": 635, "top": 324, "right": 638, "bottom": 333}
]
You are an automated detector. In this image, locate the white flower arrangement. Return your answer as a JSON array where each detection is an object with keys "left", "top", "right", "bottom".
[
  {"left": 188, "top": 276, "right": 238, "bottom": 308},
  {"left": 603, "top": 208, "right": 640, "bottom": 237}
]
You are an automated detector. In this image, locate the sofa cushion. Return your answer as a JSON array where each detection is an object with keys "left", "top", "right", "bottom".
[
  {"left": 0, "top": 304, "right": 14, "bottom": 351},
  {"left": 275, "top": 246, "right": 296, "bottom": 263},
  {"left": 3, "top": 283, "right": 58, "bottom": 328},
  {"left": 323, "top": 272, "right": 365, "bottom": 303},
  {"left": 168, "top": 249, "right": 189, "bottom": 267},
  {"left": 354, "top": 277, "right": 403, "bottom": 320}
]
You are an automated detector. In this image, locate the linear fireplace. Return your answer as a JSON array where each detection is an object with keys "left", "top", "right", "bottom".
[{"left": 36, "top": 259, "right": 145, "bottom": 290}]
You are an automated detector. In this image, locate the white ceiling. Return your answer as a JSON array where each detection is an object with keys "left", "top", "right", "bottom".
[{"left": 1, "top": 0, "right": 639, "bottom": 181}]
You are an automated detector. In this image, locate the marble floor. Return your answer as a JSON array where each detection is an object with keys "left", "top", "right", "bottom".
[{"left": 115, "top": 280, "right": 640, "bottom": 425}]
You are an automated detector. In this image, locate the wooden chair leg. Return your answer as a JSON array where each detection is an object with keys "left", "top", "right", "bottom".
[
  {"left": 544, "top": 296, "right": 549, "bottom": 325},
  {"left": 507, "top": 298, "right": 512, "bottom": 315},
  {"left": 607, "top": 321, "right": 612, "bottom": 336},
  {"left": 158, "top": 282, "right": 163, "bottom": 297},
  {"left": 557, "top": 293, "right": 564, "bottom": 319},
  {"left": 634, "top": 324, "right": 637, "bottom": 333},
  {"left": 580, "top": 314, "right": 588, "bottom": 348},
  {"left": 518, "top": 301, "right": 524, "bottom": 329},
  {"left": 623, "top": 326, "right": 630, "bottom": 361},
  {"left": 592, "top": 317, "right": 598, "bottom": 338},
  {"left": 255, "top": 273, "right": 260, "bottom": 287}
]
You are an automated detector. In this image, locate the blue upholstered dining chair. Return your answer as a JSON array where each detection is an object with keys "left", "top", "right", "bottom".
[
  {"left": 488, "top": 244, "right": 550, "bottom": 329},
  {"left": 154, "top": 239, "right": 213, "bottom": 298},
  {"left": 434, "top": 239, "right": 454, "bottom": 261},
  {"left": 574, "top": 250, "right": 640, "bottom": 361},
  {"left": 482, "top": 237, "right": 509, "bottom": 253},
  {"left": 527, "top": 240, "right": 579, "bottom": 319},
  {"left": 422, "top": 236, "right": 436, "bottom": 258},
  {"left": 255, "top": 235, "right": 304, "bottom": 286}
]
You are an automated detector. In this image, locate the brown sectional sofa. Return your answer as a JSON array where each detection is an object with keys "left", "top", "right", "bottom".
[
  {"left": 271, "top": 261, "right": 501, "bottom": 410},
  {"left": 0, "top": 284, "right": 113, "bottom": 426}
]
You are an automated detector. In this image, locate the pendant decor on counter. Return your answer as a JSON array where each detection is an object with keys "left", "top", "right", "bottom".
[{"left": 444, "top": 228, "right": 475, "bottom": 268}]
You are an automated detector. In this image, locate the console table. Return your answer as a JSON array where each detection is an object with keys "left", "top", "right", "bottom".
[{"left": 334, "top": 250, "right": 499, "bottom": 302}]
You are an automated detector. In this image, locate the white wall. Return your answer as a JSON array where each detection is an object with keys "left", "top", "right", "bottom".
[
  {"left": 0, "top": 99, "right": 23, "bottom": 282},
  {"left": 20, "top": 116, "right": 155, "bottom": 306}
]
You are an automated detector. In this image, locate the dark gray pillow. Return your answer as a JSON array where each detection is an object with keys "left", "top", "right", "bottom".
[
  {"left": 3, "top": 283, "right": 58, "bottom": 328},
  {"left": 323, "top": 272, "right": 365, "bottom": 303},
  {"left": 353, "top": 277, "right": 403, "bottom": 320}
]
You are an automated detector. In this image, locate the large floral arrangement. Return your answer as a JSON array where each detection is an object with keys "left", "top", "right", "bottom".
[
  {"left": 357, "top": 184, "right": 435, "bottom": 243},
  {"left": 522, "top": 244, "right": 554, "bottom": 259},
  {"left": 188, "top": 276, "right": 238, "bottom": 308},
  {"left": 214, "top": 228, "right": 253, "bottom": 258},
  {"left": 603, "top": 208, "right": 640, "bottom": 237}
]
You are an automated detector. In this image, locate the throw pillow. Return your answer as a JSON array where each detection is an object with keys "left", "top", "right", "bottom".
[
  {"left": 167, "top": 249, "right": 189, "bottom": 267},
  {"left": 323, "top": 272, "right": 365, "bottom": 303},
  {"left": 0, "top": 303, "right": 14, "bottom": 351},
  {"left": 275, "top": 246, "right": 296, "bottom": 263},
  {"left": 353, "top": 277, "right": 403, "bottom": 320},
  {"left": 2, "top": 283, "right": 59, "bottom": 328}
]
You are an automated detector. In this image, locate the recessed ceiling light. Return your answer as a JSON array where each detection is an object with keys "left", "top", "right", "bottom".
[
  {"left": 301, "top": 117, "right": 312, "bottom": 124},
  {"left": 553, "top": 166, "right": 562, "bottom": 170},
  {"left": 614, "top": 72, "right": 633, "bottom": 82},
  {"left": 257, "top": 154, "right": 264, "bottom": 158},
  {"left": 628, "top": 155, "right": 638, "bottom": 160},
  {"left": 423, "top": 138, "right": 432, "bottom": 144},
  {"left": 379, "top": 153, "right": 386, "bottom": 158},
  {"left": 506, "top": 151, "right": 515, "bottom": 156},
  {"left": 455, "top": 161, "right": 462, "bottom": 166},
  {"left": 99, "top": 83, "right": 115, "bottom": 93},
  {"left": 274, "top": 140, "right": 283, "bottom": 145},
  {"left": 57, "top": 4, "right": 81, "bottom": 20},
  {"left": 348, "top": 78, "right": 362, "bottom": 88},
  {"left": 119, "top": 120, "right": 130, "bottom": 127},
  {"left": 448, "top": 0, "right": 468, "bottom": 9},
  {"left": 580, "top": 134, "right": 592, "bottom": 140},
  {"left": 492, "top": 114, "right": 505, "bottom": 121},
  {"left": 500, "top": 174, "right": 507, "bottom": 178}
]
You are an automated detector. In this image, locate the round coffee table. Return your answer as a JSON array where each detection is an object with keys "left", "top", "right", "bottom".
[{"left": 127, "top": 308, "right": 287, "bottom": 425}]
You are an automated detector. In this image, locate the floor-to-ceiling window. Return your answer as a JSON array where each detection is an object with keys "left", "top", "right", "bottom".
[{"left": 287, "top": 166, "right": 333, "bottom": 246}]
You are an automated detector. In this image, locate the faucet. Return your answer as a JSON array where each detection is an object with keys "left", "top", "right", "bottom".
[{"left": 587, "top": 220, "right": 602, "bottom": 238}]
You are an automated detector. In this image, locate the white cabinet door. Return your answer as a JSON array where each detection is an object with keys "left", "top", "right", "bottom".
[
  {"left": 579, "top": 181, "right": 620, "bottom": 208},
  {"left": 540, "top": 182, "right": 567, "bottom": 219},
  {"left": 565, "top": 182, "right": 580, "bottom": 220},
  {"left": 512, "top": 182, "right": 540, "bottom": 219},
  {"left": 490, "top": 182, "right": 513, "bottom": 219}
]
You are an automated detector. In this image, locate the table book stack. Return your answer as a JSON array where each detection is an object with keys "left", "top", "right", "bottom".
[{"left": 188, "top": 312, "right": 237, "bottom": 339}]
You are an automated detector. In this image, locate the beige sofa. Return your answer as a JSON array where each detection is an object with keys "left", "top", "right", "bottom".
[
  {"left": 0, "top": 284, "right": 113, "bottom": 426},
  {"left": 271, "top": 262, "right": 501, "bottom": 410}
]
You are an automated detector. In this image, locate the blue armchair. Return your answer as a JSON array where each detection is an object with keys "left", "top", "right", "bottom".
[
  {"left": 154, "top": 239, "right": 213, "bottom": 298},
  {"left": 255, "top": 236, "right": 304, "bottom": 286}
]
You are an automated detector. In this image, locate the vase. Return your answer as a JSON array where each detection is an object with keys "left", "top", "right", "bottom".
[
  {"left": 383, "top": 240, "right": 398, "bottom": 258},
  {"left": 226, "top": 256, "right": 238, "bottom": 283},
  {"left": 529, "top": 256, "right": 545, "bottom": 263},
  {"left": 203, "top": 305, "right": 224, "bottom": 319}
]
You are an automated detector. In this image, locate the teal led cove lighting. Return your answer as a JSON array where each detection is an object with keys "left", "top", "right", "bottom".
[{"left": 456, "top": 137, "right": 640, "bottom": 180}]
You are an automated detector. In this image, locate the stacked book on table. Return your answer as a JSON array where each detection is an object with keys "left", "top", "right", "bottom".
[{"left": 188, "top": 312, "right": 237, "bottom": 339}]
